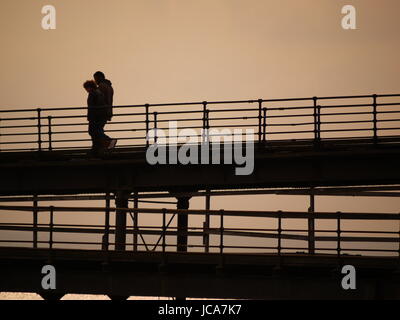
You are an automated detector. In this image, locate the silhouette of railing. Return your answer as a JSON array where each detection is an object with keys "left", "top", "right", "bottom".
[
  {"left": 0, "top": 203, "right": 399, "bottom": 257},
  {"left": 1, "top": 93, "right": 400, "bottom": 152}
]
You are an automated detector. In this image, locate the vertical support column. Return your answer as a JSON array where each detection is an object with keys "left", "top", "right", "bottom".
[
  {"left": 308, "top": 188, "right": 315, "bottom": 254},
  {"left": 115, "top": 191, "right": 130, "bottom": 251},
  {"left": 176, "top": 196, "right": 191, "bottom": 252},
  {"left": 133, "top": 191, "right": 139, "bottom": 252},
  {"left": 175, "top": 195, "right": 191, "bottom": 302}
]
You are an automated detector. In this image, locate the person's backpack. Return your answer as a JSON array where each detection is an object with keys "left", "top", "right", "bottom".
[{"left": 99, "top": 80, "right": 114, "bottom": 121}]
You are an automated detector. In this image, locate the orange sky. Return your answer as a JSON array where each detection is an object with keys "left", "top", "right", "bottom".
[
  {"left": 1, "top": 0, "right": 399, "bottom": 109},
  {"left": 0, "top": 1, "right": 399, "bottom": 255}
]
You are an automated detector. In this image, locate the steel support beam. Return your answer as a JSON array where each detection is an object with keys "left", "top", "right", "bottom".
[
  {"left": 176, "top": 197, "right": 191, "bottom": 253},
  {"left": 115, "top": 191, "right": 130, "bottom": 251}
]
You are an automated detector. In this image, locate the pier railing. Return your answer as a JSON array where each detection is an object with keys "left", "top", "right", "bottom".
[
  {"left": 0, "top": 199, "right": 398, "bottom": 258},
  {"left": 1, "top": 94, "right": 400, "bottom": 152}
]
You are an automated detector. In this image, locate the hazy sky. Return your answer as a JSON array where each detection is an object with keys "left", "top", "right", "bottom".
[
  {"left": 1, "top": 0, "right": 400, "bottom": 109},
  {"left": 1, "top": 1, "right": 399, "bottom": 256}
]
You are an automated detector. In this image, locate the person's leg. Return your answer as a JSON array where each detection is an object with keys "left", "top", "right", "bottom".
[
  {"left": 98, "top": 120, "right": 111, "bottom": 149},
  {"left": 90, "top": 120, "right": 107, "bottom": 154},
  {"left": 88, "top": 121, "right": 98, "bottom": 151},
  {"left": 101, "top": 121, "right": 111, "bottom": 141},
  {"left": 103, "top": 120, "right": 118, "bottom": 150}
]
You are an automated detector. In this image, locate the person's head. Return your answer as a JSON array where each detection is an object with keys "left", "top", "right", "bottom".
[
  {"left": 93, "top": 71, "right": 105, "bottom": 85},
  {"left": 83, "top": 80, "right": 97, "bottom": 93}
]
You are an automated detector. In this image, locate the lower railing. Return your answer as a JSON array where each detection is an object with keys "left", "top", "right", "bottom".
[{"left": 0, "top": 204, "right": 399, "bottom": 258}]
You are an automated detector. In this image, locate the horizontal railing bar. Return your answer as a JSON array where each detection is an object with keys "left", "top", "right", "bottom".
[
  {"left": 319, "top": 128, "right": 373, "bottom": 133},
  {"left": 376, "top": 119, "right": 400, "bottom": 123},
  {"left": 208, "top": 116, "right": 258, "bottom": 121},
  {"left": 1, "top": 205, "right": 399, "bottom": 220},
  {"left": 0, "top": 241, "right": 397, "bottom": 254},
  {"left": 319, "top": 111, "right": 373, "bottom": 117},
  {"left": 151, "top": 110, "right": 204, "bottom": 116},
  {"left": 320, "top": 120, "right": 373, "bottom": 125},
  {"left": 1, "top": 185, "right": 399, "bottom": 202},
  {"left": 4, "top": 118, "right": 398, "bottom": 138},
  {"left": 317, "top": 103, "right": 373, "bottom": 109},
  {"left": 375, "top": 110, "right": 400, "bottom": 115},
  {"left": 376, "top": 102, "right": 400, "bottom": 107},
  {"left": 0, "top": 117, "right": 37, "bottom": 122},
  {"left": 265, "top": 130, "right": 313, "bottom": 135},
  {"left": 377, "top": 127, "right": 400, "bottom": 131},
  {"left": 155, "top": 118, "right": 203, "bottom": 123},
  {"left": 1, "top": 221, "right": 397, "bottom": 236},
  {"left": 330, "top": 248, "right": 399, "bottom": 253},
  {"left": 1, "top": 94, "right": 399, "bottom": 115}
]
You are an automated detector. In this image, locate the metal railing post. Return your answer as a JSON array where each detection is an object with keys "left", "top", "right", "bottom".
[
  {"left": 145, "top": 104, "right": 150, "bottom": 147},
  {"left": 220, "top": 210, "right": 224, "bottom": 255},
  {"left": 277, "top": 210, "right": 282, "bottom": 255},
  {"left": 133, "top": 191, "right": 139, "bottom": 252},
  {"left": 204, "top": 190, "right": 211, "bottom": 253},
  {"left": 49, "top": 206, "right": 54, "bottom": 249},
  {"left": 37, "top": 108, "right": 42, "bottom": 151},
  {"left": 205, "top": 109, "right": 210, "bottom": 143},
  {"left": 262, "top": 107, "right": 267, "bottom": 143},
  {"left": 337, "top": 211, "right": 341, "bottom": 257},
  {"left": 33, "top": 195, "right": 38, "bottom": 248},
  {"left": 153, "top": 112, "right": 158, "bottom": 144},
  {"left": 258, "top": 99, "right": 263, "bottom": 143},
  {"left": 202, "top": 101, "right": 208, "bottom": 144},
  {"left": 372, "top": 94, "right": 378, "bottom": 142},
  {"left": 48, "top": 116, "right": 52, "bottom": 151},
  {"left": 317, "top": 104, "right": 321, "bottom": 141},
  {"left": 308, "top": 189, "right": 315, "bottom": 254},
  {"left": 398, "top": 213, "right": 400, "bottom": 259},
  {"left": 162, "top": 208, "right": 167, "bottom": 254},
  {"left": 313, "top": 97, "right": 319, "bottom": 142}
]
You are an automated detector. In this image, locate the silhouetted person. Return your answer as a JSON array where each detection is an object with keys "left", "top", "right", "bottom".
[
  {"left": 83, "top": 80, "right": 114, "bottom": 156},
  {"left": 93, "top": 71, "right": 114, "bottom": 121}
]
